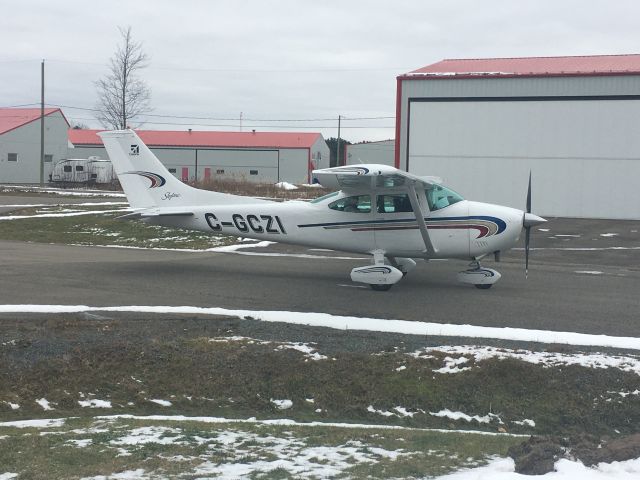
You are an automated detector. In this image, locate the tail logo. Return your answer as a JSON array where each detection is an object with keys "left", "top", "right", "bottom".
[
  {"left": 130, "top": 145, "right": 140, "bottom": 155},
  {"left": 123, "top": 171, "right": 166, "bottom": 188}
]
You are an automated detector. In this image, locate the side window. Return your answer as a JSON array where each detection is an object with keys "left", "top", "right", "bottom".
[
  {"left": 377, "top": 194, "right": 413, "bottom": 214},
  {"left": 425, "top": 185, "right": 464, "bottom": 211},
  {"left": 63, "top": 165, "right": 72, "bottom": 172},
  {"left": 329, "top": 195, "right": 371, "bottom": 213},
  {"left": 75, "top": 165, "right": 84, "bottom": 172}
]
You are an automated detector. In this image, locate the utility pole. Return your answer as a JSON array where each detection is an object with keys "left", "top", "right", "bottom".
[
  {"left": 40, "top": 59, "right": 45, "bottom": 186},
  {"left": 336, "top": 115, "right": 341, "bottom": 167},
  {"left": 239, "top": 111, "right": 243, "bottom": 132}
]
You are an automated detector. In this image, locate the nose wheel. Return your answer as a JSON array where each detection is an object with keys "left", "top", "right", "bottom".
[{"left": 457, "top": 260, "right": 501, "bottom": 289}]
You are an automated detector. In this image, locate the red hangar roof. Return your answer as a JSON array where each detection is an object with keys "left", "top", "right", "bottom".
[
  {"left": 0, "top": 108, "right": 69, "bottom": 135},
  {"left": 69, "top": 129, "right": 323, "bottom": 149},
  {"left": 400, "top": 54, "right": 640, "bottom": 79}
]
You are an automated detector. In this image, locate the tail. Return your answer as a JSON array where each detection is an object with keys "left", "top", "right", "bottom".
[{"left": 98, "top": 129, "right": 266, "bottom": 208}]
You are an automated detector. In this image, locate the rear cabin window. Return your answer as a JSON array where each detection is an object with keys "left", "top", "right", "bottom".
[
  {"left": 377, "top": 194, "right": 413, "bottom": 213},
  {"left": 328, "top": 195, "right": 371, "bottom": 213}
]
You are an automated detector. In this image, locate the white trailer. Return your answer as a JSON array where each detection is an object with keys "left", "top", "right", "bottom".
[{"left": 50, "top": 157, "right": 115, "bottom": 185}]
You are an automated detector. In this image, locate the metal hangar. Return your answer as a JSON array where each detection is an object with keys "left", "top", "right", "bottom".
[{"left": 395, "top": 54, "right": 640, "bottom": 220}]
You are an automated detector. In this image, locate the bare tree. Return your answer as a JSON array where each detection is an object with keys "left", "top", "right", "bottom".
[{"left": 95, "top": 26, "right": 151, "bottom": 129}]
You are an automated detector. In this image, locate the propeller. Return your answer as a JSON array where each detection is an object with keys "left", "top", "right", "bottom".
[{"left": 523, "top": 171, "right": 546, "bottom": 278}]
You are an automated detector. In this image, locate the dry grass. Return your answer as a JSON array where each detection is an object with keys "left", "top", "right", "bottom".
[{"left": 191, "top": 177, "right": 329, "bottom": 200}]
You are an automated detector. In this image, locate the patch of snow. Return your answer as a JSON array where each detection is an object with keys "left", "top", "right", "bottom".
[
  {"left": 149, "top": 399, "right": 172, "bottom": 407},
  {"left": 78, "top": 399, "right": 112, "bottom": 408},
  {"left": 271, "top": 399, "right": 293, "bottom": 410},
  {"left": 430, "top": 409, "right": 502, "bottom": 425},
  {"left": 538, "top": 228, "right": 550, "bottom": 232},
  {"left": 512, "top": 419, "right": 536, "bottom": 427},
  {"left": 3, "top": 402, "right": 19, "bottom": 410},
  {"left": 395, "top": 365, "right": 407, "bottom": 372},
  {"left": 36, "top": 398, "right": 53, "bottom": 411},
  {"left": 111, "top": 427, "right": 182, "bottom": 446},
  {"left": 0, "top": 418, "right": 65, "bottom": 428},
  {"left": 600, "top": 233, "right": 619, "bottom": 237},
  {"left": 0, "top": 474, "right": 19, "bottom": 480},
  {"left": 434, "top": 456, "right": 640, "bottom": 479},
  {"left": 305, "top": 398, "right": 315, "bottom": 404},
  {"left": 434, "top": 356, "right": 472, "bottom": 374},
  {"left": 394, "top": 407, "right": 415, "bottom": 418},
  {"left": 207, "top": 240, "right": 274, "bottom": 252},
  {"left": 67, "top": 438, "right": 93, "bottom": 447},
  {"left": 275, "top": 181, "right": 298, "bottom": 190},
  {"left": 79, "top": 469, "right": 148, "bottom": 480},
  {"left": 575, "top": 271, "right": 604, "bottom": 275},
  {"left": 5, "top": 305, "right": 640, "bottom": 350},
  {"left": 0, "top": 208, "right": 126, "bottom": 221},
  {"left": 412, "top": 346, "right": 640, "bottom": 376},
  {"left": 367, "top": 405, "right": 395, "bottom": 417},
  {"left": 556, "top": 234, "right": 581, "bottom": 238},
  {"left": 301, "top": 183, "right": 324, "bottom": 188}
]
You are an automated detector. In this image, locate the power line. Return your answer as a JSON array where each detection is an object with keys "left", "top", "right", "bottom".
[
  {"left": 49, "top": 103, "right": 395, "bottom": 122},
  {"left": 67, "top": 115, "right": 395, "bottom": 129}
]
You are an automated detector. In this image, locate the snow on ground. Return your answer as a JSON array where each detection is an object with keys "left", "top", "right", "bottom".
[
  {"left": 148, "top": 399, "right": 172, "bottom": 407},
  {"left": 1, "top": 185, "right": 125, "bottom": 198},
  {"left": 430, "top": 409, "right": 502, "bottom": 425},
  {"left": 208, "top": 336, "right": 327, "bottom": 361},
  {"left": 0, "top": 419, "right": 65, "bottom": 428},
  {"left": 78, "top": 399, "right": 112, "bottom": 408},
  {"left": 80, "top": 469, "right": 147, "bottom": 480},
  {"left": 271, "top": 399, "right": 293, "bottom": 410},
  {"left": 0, "top": 208, "right": 127, "bottom": 221},
  {"left": 0, "top": 474, "right": 19, "bottom": 480},
  {"left": 35, "top": 398, "right": 53, "bottom": 411},
  {"left": 413, "top": 345, "right": 640, "bottom": 375},
  {"left": 275, "top": 181, "right": 298, "bottom": 190},
  {"left": 3, "top": 304, "right": 640, "bottom": 351},
  {"left": 434, "top": 456, "right": 640, "bottom": 479},
  {"left": 575, "top": 271, "right": 604, "bottom": 275}
]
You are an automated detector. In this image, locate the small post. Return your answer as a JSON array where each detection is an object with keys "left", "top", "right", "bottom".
[
  {"left": 40, "top": 59, "right": 45, "bottom": 186},
  {"left": 336, "top": 115, "right": 341, "bottom": 166}
]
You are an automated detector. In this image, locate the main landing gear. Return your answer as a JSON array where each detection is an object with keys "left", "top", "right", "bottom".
[
  {"left": 456, "top": 260, "right": 501, "bottom": 289},
  {"left": 350, "top": 251, "right": 417, "bottom": 291}
]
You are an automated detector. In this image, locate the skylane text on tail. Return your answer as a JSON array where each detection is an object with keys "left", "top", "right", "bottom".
[{"left": 99, "top": 129, "right": 545, "bottom": 291}]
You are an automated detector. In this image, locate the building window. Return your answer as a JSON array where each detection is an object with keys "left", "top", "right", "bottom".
[
  {"left": 249, "top": 170, "right": 258, "bottom": 175},
  {"left": 216, "top": 169, "right": 225, "bottom": 174},
  {"left": 63, "top": 165, "right": 72, "bottom": 172},
  {"left": 168, "top": 168, "right": 177, "bottom": 173},
  {"left": 75, "top": 165, "right": 84, "bottom": 172},
  {"left": 8, "top": 153, "right": 17, "bottom": 162},
  {"left": 44, "top": 154, "right": 53, "bottom": 163}
]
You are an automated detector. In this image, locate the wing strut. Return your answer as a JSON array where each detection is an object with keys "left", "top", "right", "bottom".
[{"left": 407, "top": 182, "right": 437, "bottom": 254}]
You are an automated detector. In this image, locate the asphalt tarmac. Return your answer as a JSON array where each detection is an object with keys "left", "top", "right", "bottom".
[{"left": 0, "top": 212, "right": 638, "bottom": 337}]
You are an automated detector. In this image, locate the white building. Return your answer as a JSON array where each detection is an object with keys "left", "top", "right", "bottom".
[
  {"left": 346, "top": 140, "right": 395, "bottom": 167},
  {"left": 0, "top": 108, "right": 70, "bottom": 183},
  {"left": 396, "top": 54, "right": 640, "bottom": 220},
  {"left": 68, "top": 129, "right": 330, "bottom": 184}
]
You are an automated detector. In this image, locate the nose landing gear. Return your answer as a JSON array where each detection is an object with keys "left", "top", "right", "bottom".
[{"left": 457, "top": 260, "right": 501, "bottom": 289}]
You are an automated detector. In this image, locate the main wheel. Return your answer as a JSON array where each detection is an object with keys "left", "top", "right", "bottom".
[
  {"left": 370, "top": 284, "right": 393, "bottom": 291},
  {"left": 474, "top": 284, "right": 492, "bottom": 290}
]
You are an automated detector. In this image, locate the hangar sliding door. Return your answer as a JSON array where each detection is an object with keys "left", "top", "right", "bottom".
[{"left": 406, "top": 98, "right": 640, "bottom": 219}]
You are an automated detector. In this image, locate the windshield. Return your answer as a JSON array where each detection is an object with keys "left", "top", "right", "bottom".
[
  {"left": 425, "top": 185, "right": 464, "bottom": 211},
  {"left": 310, "top": 191, "right": 339, "bottom": 204}
]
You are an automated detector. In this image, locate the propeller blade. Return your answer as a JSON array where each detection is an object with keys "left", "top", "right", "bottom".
[
  {"left": 525, "top": 226, "right": 530, "bottom": 278},
  {"left": 526, "top": 170, "right": 532, "bottom": 214}
]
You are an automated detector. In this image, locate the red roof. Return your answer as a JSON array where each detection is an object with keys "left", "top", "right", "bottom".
[
  {"left": 0, "top": 108, "right": 69, "bottom": 135},
  {"left": 69, "top": 129, "right": 322, "bottom": 149},
  {"left": 402, "top": 54, "right": 640, "bottom": 79}
]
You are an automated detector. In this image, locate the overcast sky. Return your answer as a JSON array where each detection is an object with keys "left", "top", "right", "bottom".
[{"left": 2, "top": 0, "right": 640, "bottom": 142}]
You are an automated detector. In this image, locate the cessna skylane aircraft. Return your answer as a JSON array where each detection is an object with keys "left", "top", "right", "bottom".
[{"left": 99, "top": 130, "right": 546, "bottom": 291}]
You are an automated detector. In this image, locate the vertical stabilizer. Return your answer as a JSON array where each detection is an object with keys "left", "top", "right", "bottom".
[{"left": 98, "top": 129, "right": 268, "bottom": 209}]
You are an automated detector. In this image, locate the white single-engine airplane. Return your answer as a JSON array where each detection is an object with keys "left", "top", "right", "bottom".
[{"left": 99, "top": 130, "right": 546, "bottom": 291}]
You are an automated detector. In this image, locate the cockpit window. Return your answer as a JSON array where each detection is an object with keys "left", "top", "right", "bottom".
[
  {"left": 329, "top": 195, "right": 371, "bottom": 213},
  {"left": 377, "top": 194, "right": 413, "bottom": 213},
  {"left": 425, "top": 185, "right": 464, "bottom": 211}
]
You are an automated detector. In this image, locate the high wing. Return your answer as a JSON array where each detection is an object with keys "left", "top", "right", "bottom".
[
  {"left": 311, "top": 164, "right": 440, "bottom": 254},
  {"left": 311, "top": 164, "right": 441, "bottom": 192}
]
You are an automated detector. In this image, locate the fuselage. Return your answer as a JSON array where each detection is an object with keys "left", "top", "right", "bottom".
[{"left": 146, "top": 190, "right": 525, "bottom": 260}]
